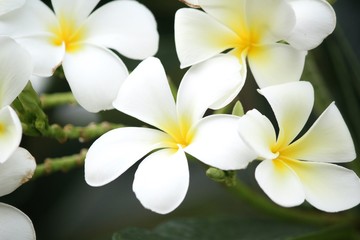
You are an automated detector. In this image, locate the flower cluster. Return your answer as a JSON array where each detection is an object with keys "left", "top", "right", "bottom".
[{"left": 0, "top": 0, "right": 359, "bottom": 237}]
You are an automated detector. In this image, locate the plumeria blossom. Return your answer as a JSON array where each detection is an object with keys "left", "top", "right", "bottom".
[
  {"left": 237, "top": 81, "right": 360, "bottom": 212},
  {"left": 0, "top": 148, "right": 37, "bottom": 240},
  {"left": 85, "top": 56, "right": 256, "bottom": 214},
  {"left": 0, "top": 0, "right": 25, "bottom": 15},
  {"left": 0, "top": 0, "right": 159, "bottom": 112},
  {"left": 175, "top": 0, "right": 336, "bottom": 88},
  {"left": 0, "top": 36, "right": 32, "bottom": 164}
]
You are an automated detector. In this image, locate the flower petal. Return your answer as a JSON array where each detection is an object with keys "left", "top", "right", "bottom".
[
  {"left": 0, "top": 0, "right": 25, "bottom": 15},
  {"left": 0, "top": 0, "right": 63, "bottom": 76},
  {"left": 283, "top": 103, "right": 356, "bottom": 163},
  {"left": 237, "top": 109, "right": 278, "bottom": 160},
  {"left": 245, "top": 0, "right": 295, "bottom": 42},
  {"left": 199, "top": 0, "right": 246, "bottom": 34},
  {"left": 248, "top": 43, "right": 306, "bottom": 88},
  {"left": 0, "top": 203, "right": 36, "bottom": 240},
  {"left": 177, "top": 55, "right": 244, "bottom": 126},
  {"left": 0, "top": 36, "right": 32, "bottom": 107},
  {"left": 133, "top": 148, "right": 189, "bottom": 214},
  {"left": 258, "top": 81, "right": 314, "bottom": 146},
  {"left": 84, "top": 0, "right": 158, "bottom": 60},
  {"left": 85, "top": 127, "right": 172, "bottom": 187},
  {"left": 286, "top": 0, "right": 336, "bottom": 50},
  {"left": 51, "top": 0, "right": 99, "bottom": 23},
  {"left": 186, "top": 115, "right": 256, "bottom": 170},
  {"left": 175, "top": 8, "right": 239, "bottom": 68},
  {"left": 62, "top": 44, "right": 128, "bottom": 112},
  {"left": 113, "top": 57, "right": 178, "bottom": 134},
  {"left": 0, "top": 147, "right": 36, "bottom": 197},
  {"left": 255, "top": 159, "right": 305, "bottom": 207},
  {"left": 286, "top": 160, "right": 360, "bottom": 212},
  {"left": 0, "top": 106, "right": 22, "bottom": 164}
]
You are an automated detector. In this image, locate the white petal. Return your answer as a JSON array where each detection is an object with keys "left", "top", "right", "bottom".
[
  {"left": 248, "top": 43, "right": 306, "bottom": 88},
  {"left": 258, "top": 81, "right": 314, "bottom": 146},
  {"left": 16, "top": 36, "right": 65, "bottom": 77},
  {"left": 286, "top": 0, "right": 336, "bottom": 50},
  {"left": 283, "top": 103, "right": 356, "bottom": 163},
  {"left": 0, "top": 203, "right": 35, "bottom": 240},
  {"left": 84, "top": 0, "right": 158, "bottom": 60},
  {"left": 0, "top": 147, "right": 36, "bottom": 197},
  {"left": 133, "top": 148, "right": 189, "bottom": 214},
  {"left": 186, "top": 115, "right": 256, "bottom": 170},
  {"left": 113, "top": 57, "right": 178, "bottom": 134},
  {"left": 51, "top": 0, "right": 99, "bottom": 23},
  {"left": 0, "top": 36, "right": 32, "bottom": 107},
  {"left": 0, "top": 106, "right": 22, "bottom": 164},
  {"left": 0, "top": 0, "right": 57, "bottom": 36},
  {"left": 0, "top": 0, "right": 63, "bottom": 76},
  {"left": 255, "top": 159, "right": 305, "bottom": 207},
  {"left": 175, "top": 8, "right": 239, "bottom": 68},
  {"left": 199, "top": 0, "right": 246, "bottom": 34},
  {"left": 62, "top": 44, "right": 128, "bottom": 112},
  {"left": 177, "top": 55, "right": 244, "bottom": 126},
  {"left": 181, "top": 0, "right": 199, "bottom": 7},
  {"left": 245, "top": 0, "right": 296, "bottom": 42},
  {"left": 0, "top": 0, "right": 25, "bottom": 15},
  {"left": 237, "top": 109, "right": 278, "bottom": 160},
  {"left": 85, "top": 127, "right": 172, "bottom": 187},
  {"left": 286, "top": 160, "right": 360, "bottom": 212}
]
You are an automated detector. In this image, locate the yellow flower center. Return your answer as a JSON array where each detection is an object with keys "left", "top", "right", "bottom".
[
  {"left": 49, "top": 14, "right": 86, "bottom": 52},
  {"left": 165, "top": 117, "right": 194, "bottom": 150},
  {"left": 0, "top": 123, "right": 5, "bottom": 135}
]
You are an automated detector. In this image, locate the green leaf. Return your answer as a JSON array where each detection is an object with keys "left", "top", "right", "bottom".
[
  {"left": 231, "top": 101, "right": 244, "bottom": 116},
  {"left": 112, "top": 216, "right": 333, "bottom": 240}
]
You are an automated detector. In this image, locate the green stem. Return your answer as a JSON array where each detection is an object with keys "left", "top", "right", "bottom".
[
  {"left": 23, "top": 122, "right": 124, "bottom": 142},
  {"left": 40, "top": 92, "right": 77, "bottom": 109},
  {"left": 32, "top": 149, "right": 87, "bottom": 180},
  {"left": 229, "top": 178, "right": 348, "bottom": 226}
]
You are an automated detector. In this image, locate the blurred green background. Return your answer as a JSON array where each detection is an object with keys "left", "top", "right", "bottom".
[{"left": 2, "top": 0, "right": 360, "bottom": 239}]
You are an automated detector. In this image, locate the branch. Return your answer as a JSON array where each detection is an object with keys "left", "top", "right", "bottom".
[{"left": 40, "top": 92, "right": 77, "bottom": 109}]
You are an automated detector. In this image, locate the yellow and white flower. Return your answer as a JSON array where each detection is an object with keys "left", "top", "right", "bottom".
[
  {"left": 85, "top": 56, "right": 255, "bottom": 214},
  {"left": 0, "top": 0, "right": 159, "bottom": 112},
  {"left": 237, "top": 81, "right": 360, "bottom": 212},
  {"left": 175, "top": 0, "right": 336, "bottom": 88}
]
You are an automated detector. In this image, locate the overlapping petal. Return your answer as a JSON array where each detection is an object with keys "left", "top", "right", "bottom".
[
  {"left": 258, "top": 81, "right": 314, "bottom": 146},
  {"left": 0, "top": 203, "right": 35, "bottom": 240},
  {"left": 285, "top": 160, "right": 360, "bottom": 212},
  {"left": 84, "top": 0, "right": 158, "bottom": 60},
  {"left": 0, "top": 0, "right": 24, "bottom": 15},
  {"left": 113, "top": 57, "right": 178, "bottom": 135},
  {"left": 282, "top": 103, "right": 356, "bottom": 163},
  {"left": 177, "top": 55, "right": 244, "bottom": 126},
  {"left": 0, "top": 106, "right": 22, "bottom": 164},
  {"left": 0, "top": 36, "right": 32, "bottom": 107},
  {"left": 133, "top": 148, "right": 189, "bottom": 214},
  {"left": 186, "top": 115, "right": 256, "bottom": 170},
  {"left": 199, "top": 0, "right": 246, "bottom": 34},
  {"left": 237, "top": 109, "right": 278, "bottom": 160},
  {"left": 286, "top": 0, "right": 336, "bottom": 50},
  {"left": 0, "top": 148, "right": 36, "bottom": 197},
  {"left": 51, "top": 0, "right": 99, "bottom": 23},
  {"left": 248, "top": 44, "right": 306, "bottom": 88},
  {"left": 85, "top": 127, "right": 172, "bottom": 187},
  {"left": 62, "top": 44, "right": 128, "bottom": 112},
  {"left": 255, "top": 159, "right": 305, "bottom": 207},
  {"left": 175, "top": 8, "right": 239, "bottom": 68}
]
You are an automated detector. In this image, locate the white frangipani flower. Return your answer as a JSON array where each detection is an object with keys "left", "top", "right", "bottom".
[
  {"left": 85, "top": 56, "right": 256, "bottom": 214},
  {"left": 237, "top": 81, "right": 360, "bottom": 212},
  {"left": 0, "top": 0, "right": 159, "bottom": 112},
  {"left": 175, "top": 0, "right": 336, "bottom": 88},
  {"left": 0, "top": 0, "right": 24, "bottom": 15},
  {"left": 0, "top": 36, "right": 32, "bottom": 163},
  {"left": 0, "top": 202, "right": 36, "bottom": 240}
]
